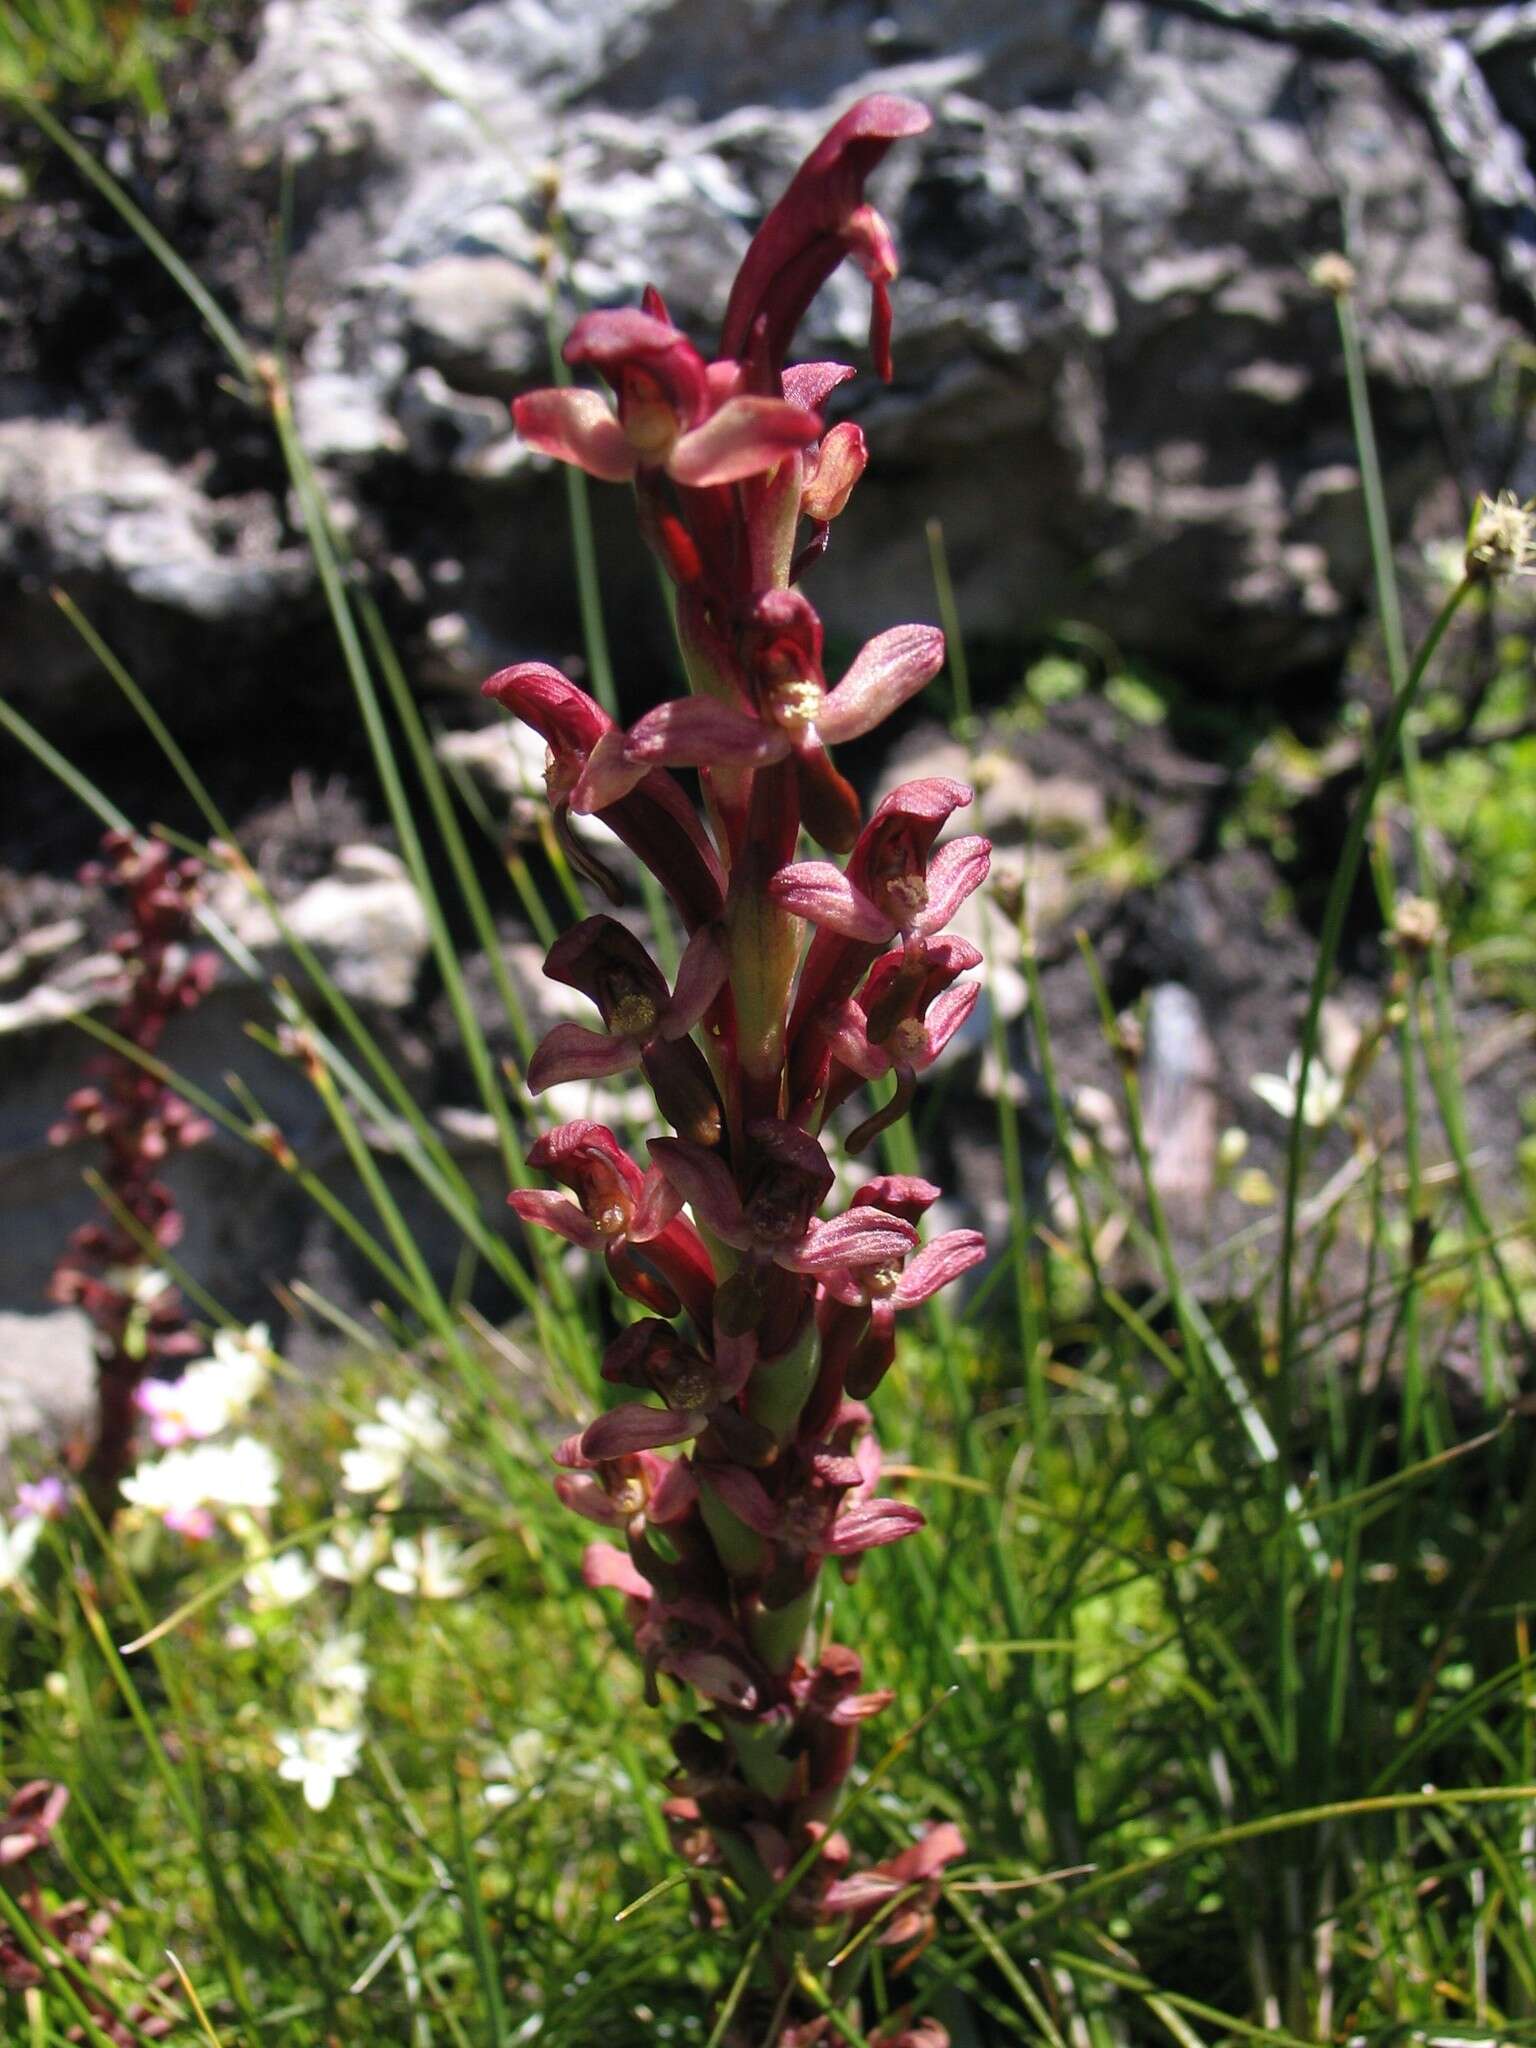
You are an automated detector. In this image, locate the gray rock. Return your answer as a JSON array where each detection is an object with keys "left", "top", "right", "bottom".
[
  {"left": 433, "top": 721, "right": 548, "bottom": 836},
  {"left": 212, "top": 843, "right": 431, "bottom": 1009},
  {"left": 399, "top": 255, "right": 548, "bottom": 390},
  {"left": 1141, "top": 981, "right": 1219, "bottom": 1234},
  {"left": 0, "top": 417, "right": 314, "bottom": 718},
  {"left": 0, "top": 1309, "right": 94, "bottom": 1481}
]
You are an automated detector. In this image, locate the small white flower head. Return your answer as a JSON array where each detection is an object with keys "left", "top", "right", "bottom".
[
  {"left": 315, "top": 1517, "right": 390, "bottom": 1585},
  {"left": 1392, "top": 894, "right": 1444, "bottom": 954},
  {"left": 307, "top": 1630, "right": 370, "bottom": 1712},
  {"left": 376, "top": 1528, "right": 471, "bottom": 1601},
  {"left": 340, "top": 1390, "right": 449, "bottom": 1497},
  {"left": 0, "top": 1517, "right": 42, "bottom": 1593},
  {"left": 1466, "top": 491, "right": 1536, "bottom": 583},
  {"left": 338, "top": 1441, "right": 404, "bottom": 1498},
  {"left": 121, "top": 1436, "right": 280, "bottom": 1537},
  {"left": 122, "top": 1266, "right": 174, "bottom": 1308},
  {"left": 1308, "top": 251, "right": 1356, "bottom": 299},
  {"left": 275, "top": 1725, "right": 363, "bottom": 1812},
  {"left": 136, "top": 1357, "right": 261, "bottom": 1451},
  {"left": 215, "top": 1321, "right": 272, "bottom": 1369},
  {"left": 483, "top": 1729, "right": 549, "bottom": 1808},
  {"left": 244, "top": 1550, "right": 320, "bottom": 1611},
  {"left": 1251, "top": 1051, "right": 1345, "bottom": 1130},
  {"left": 213, "top": 1326, "right": 272, "bottom": 1407}
]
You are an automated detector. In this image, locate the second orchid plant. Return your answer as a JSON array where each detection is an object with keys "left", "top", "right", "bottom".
[{"left": 487, "top": 98, "right": 985, "bottom": 2042}]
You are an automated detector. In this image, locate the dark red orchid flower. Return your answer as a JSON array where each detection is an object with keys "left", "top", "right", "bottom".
[{"left": 721, "top": 95, "right": 933, "bottom": 383}]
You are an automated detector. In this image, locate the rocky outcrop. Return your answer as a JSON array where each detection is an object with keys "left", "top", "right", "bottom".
[{"left": 0, "top": 0, "right": 1524, "bottom": 743}]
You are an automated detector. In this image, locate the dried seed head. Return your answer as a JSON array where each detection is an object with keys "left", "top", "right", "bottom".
[
  {"left": 1309, "top": 252, "right": 1356, "bottom": 298},
  {"left": 1465, "top": 491, "right": 1536, "bottom": 583},
  {"left": 1391, "top": 894, "right": 1444, "bottom": 954}
]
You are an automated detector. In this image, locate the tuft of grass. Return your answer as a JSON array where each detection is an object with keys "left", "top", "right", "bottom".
[{"left": 0, "top": 0, "right": 209, "bottom": 116}]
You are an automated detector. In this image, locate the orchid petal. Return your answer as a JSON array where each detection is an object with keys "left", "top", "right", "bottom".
[
  {"left": 704, "top": 1466, "right": 781, "bottom": 1537},
  {"left": 582, "top": 1542, "right": 652, "bottom": 1599},
  {"left": 564, "top": 308, "right": 711, "bottom": 426},
  {"left": 769, "top": 861, "right": 892, "bottom": 940},
  {"left": 921, "top": 931, "right": 984, "bottom": 976},
  {"left": 667, "top": 397, "right": 821, "bottom": 487},
  {"left": 782, "top": 361, "right": 857, "bottom": 411},
  {"left": 626, "top": 697, "right": 786, "bottom": 771},
  {"left": 662, "top": 923, "right": 731, "bottom": 1038},
  {"left": 893, "top": 1230, "right": 987, "bottom": 1308},
  {"left": 647, "top": 1456, "right": 699, "bottom": 1524},
  {"left": 865, "top": 776, "right": 974, "bottom": 835},
  {"left": 915, "top": 835, "right": 992, "bottom": 934},
  {"left": 880, "top": 1821, "right": 967, "bottom": 1884},
  {"left": 526, "top": 1020, "right": 643, "bottom": 1095},
  {"left": 667, "top": 1648, "right": 758, "bottom": 1712},
  {"left": 818, "top": 625, "right": 946, "bottom": 745},
  {"left": 506, "top": 1189, "right": 603, "bottom": 1250},
  {"left": 553, "top": 1472, "right": 622, "bottom": 1525},
  {"left": 571, "top": 729, "right": 650, "bottom": 812},
  {"left": 823, "top": 1000, "right": 889, "bottom": 1080},
  {"left": 821, "top": 1870, "right": 901, "bottom": 1914},
  {"left": 827, "top": 1498, "right": 925, "bottom": 1555},
  {"left": 802, "top": 420, "right": 868, "bottom": 522},
  {"left": 627, "top": 1166, "right": 685, "bottom": 1243},
  {"left": 916, "top": 980, "right": 981, "bottom": 1063},
  {"left": 787, "top": 1209, "right": 917, "bottom": 1275},
  {"left": 710, "top": 1324, "right": 758, "bottom": 1402},
  {"left": 648, "top": 1137, "right": 751, "bottom": 1244},
  {"left": 564, "top": 307, "right": 689, "bottom": 364},
  {"left": 481, "top": 661, "right": 611, "bottom": 754},
  {"left": 582, "top": 1403, "right": 705, "bottom": 1459},
  {"left": 851, "top": 1175, "right": 940, "bottom": 1219},
  {"left": 828, "top": 1688, "right": 896, "bottom": 1726},
  {"left": 512, "top": 387, "right": 637, "bottom": 483},
  {"left": 527, "top": 1119, "right": 646, "bottom": 1200}
]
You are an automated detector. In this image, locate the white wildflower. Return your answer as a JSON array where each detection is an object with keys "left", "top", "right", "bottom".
[
  {"left": 213, "top": 1321, "right": 272, "bottom": 1376},
  {"left": 339, "top": 1440, "right": 405, "bottom": 1497},
  {"left": 121, "top": 1436, "right": 279, "bottom": 1537},
  {"left": 376, "top": 1528, "right": 471, "bottom": 1601},
  {"left": 315, "top": 1517, "right": 389, "bottom": 1585},
  {"left": 340, "top": 1390, "right": 449, "bottom": 1496},
  {"left": 483, "top": 1729, "right": 548, "bottom": 1808},
  {"left": 275, "top": 1725, "right": 363, "bottom": 1812},
  {"left": 136, "top": 1321, "right": 271, "bottom": 1449},
  {"left": 244, "top": 1551, "right": 320, "bottom": 1611},
  {"left": 309, "top": 1631, "right": 369, "bottom": 1701},
  {"left": 118, "top": 1266, "right": 173, "bottom": 1307},
  {"left": 0, "top": 1517, "right": 42, "bottom": 1593},
  {"left": 1250, "top": 1052, "right": 1344, "bottom": 1130}
]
